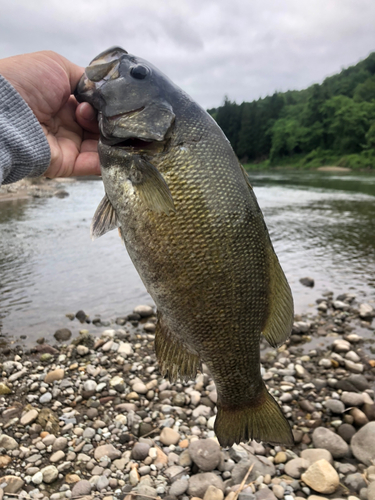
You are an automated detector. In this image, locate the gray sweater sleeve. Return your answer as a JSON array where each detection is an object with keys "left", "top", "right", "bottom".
[{"left": 0, "top": 74, "right": 51, "bottom": 185}]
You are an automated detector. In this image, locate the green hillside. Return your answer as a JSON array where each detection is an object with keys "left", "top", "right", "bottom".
[{"left": 208, "top": 52, "right": 375, "bottom": 170}]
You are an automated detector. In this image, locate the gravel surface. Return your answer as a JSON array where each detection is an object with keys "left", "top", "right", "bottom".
[{"left": 0, "top": 291, "right": 374, "bottom": 500}]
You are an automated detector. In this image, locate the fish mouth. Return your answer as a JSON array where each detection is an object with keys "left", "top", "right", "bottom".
[{"left": 99, "top": 135, "right": 166, "bottom": 155}]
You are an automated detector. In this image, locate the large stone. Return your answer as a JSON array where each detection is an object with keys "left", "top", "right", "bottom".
[
  {"left": 52, "top": 436, "right": 68, "bottom": 452},
  {"left": 351, "top": 422, "right": 375, "bottom": 465},
  {"left": 284, "top": 458, "right": 309, "bottom": 478},
  {"left": 203, "top": 485, "right": 224, "bottom": 500},
  {"left": 40, "top": 465, "right": 59, "bottom": 483},
  {"left": 301, "top": 459, "right": 339, "bottom": 494},
  {"left": 133, "top": 305, "right": 154, "bottom": 317},
  {"left": 189, "top": 438, "right": 221, "bottom": 471},
  {"left": 169, "top": 478, "right": 189, "bottom": 496},
  {"left": 341, "top": 392, "right": 365, "bottom": 406},
  {"left": 20, "top": 409, "right": 39, "bottom": 426},
  {"left": 71, "top": 479, "right": 92, "bottom": 497},
  {"left": 160, "top": 427, "right": 180, "bottom": 446},
  {"left": 54, "top": 328, "right": 72, "bottom": 341},
  {"left": 0, "top": 434, "right": 18, "bottom": 450},
  {"left": 232, "top": 456, "right": 275, "bottom": 484},
  {"left": 131, "top": 442, "right": 150, "bottom": 461},
  {"left": 300, "top": 448, "right": 333, "bottom": 465},
  {"left": 1, "top": 476, "right": 24, "bottom": 493},
  {"left": 188, "top": 473, "right": 224, "bottom": 497},
  {"left": 44, "top": 369, "right": 65, "bottom": 384},
  {"left": 255, "top": 489, "right": 278, "bottom": 500},
  {"left": 312, "top": 427, "right": 349, "bottom": 459},
  {"left": 324, "top": 399, "right": 345, "bottom": 414},
  {"left": 94, "top": 444, "right": 121, "bottom": 461},
  {"left": 368, "top": 481, "right": 375, "bottom": 500}
]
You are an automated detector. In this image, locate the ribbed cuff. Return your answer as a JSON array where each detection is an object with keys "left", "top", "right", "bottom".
[{"left": 0, "top": 74, "right": 51, "bottom": 185}]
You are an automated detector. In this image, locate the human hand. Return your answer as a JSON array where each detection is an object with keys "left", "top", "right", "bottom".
[{"left": 0, "top": 51, "right": 100, "bottom": 178}]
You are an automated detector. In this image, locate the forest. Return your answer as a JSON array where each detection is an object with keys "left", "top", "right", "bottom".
[{"left": 208, "top": 52, "right": 375, "bottom": 169}]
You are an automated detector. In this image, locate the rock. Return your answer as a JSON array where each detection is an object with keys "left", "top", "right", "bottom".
[
  {"left": 341, "top": 392, "right": 365, "bottom": 406},
  {"left": 40, "top": 465, "right": 59, "bottom": 483},
  {"left": 362, "top": 404, "right": 375, "bottom": 421},
  {"left": 110, "top": 376, "right": 125, "bottom": 392},
  {"left": 344, "top": 473, "right": 367, "bottom": 492},
  {"left": 133, "top": 382, "right": 147, "bottom": 394},
  {"left": 351, "top": 422, "right": 375, "bottom": 465},
  {"left": 351, "top": 408, "right": 369, "bottom": 427},
  {"left": 312, "top": 427, "right": 349, "bottom": 459},
  {"left": 76, "top": 310, "right": 88, "bottom": 322},
  {"left": 325, "top": 399, "right": 345, "bottom": 414},
  {"left": 1, "top": 475, "right": 25, "bottom": 493},
  {"left": 20, "top": 408, "right": 39, "bottom": 426},
  {"left": 131, "top": 442, "right": 150, "bottom": 461},
  {"left": 0, "top": 434, "right": 18, "bottom": 450},
  {"left": 39, "top": 392, "right": 52, "bottom": 404},
  {"left": 272, "top": 485, "right": 285, "bottom": 499},
  {"left": 189, "top": 438, "right": 221, "bottom": 471},
  {"left": 133, "top": 305, "right": 154, "bottom": 317},
  {"left": 0, "top": 383, "right": 11, "bottom": 395},
  {"left": 232, "top": 456, "right": 275, "bottom": 484},
  {"left": 359, "top": 303, "right": 374, "bottom": 319},
  {"left": 188, "top": 473, "right": 224, "bottom": 497},
  {"left": 52, "top": 436, "right": 68, "bottom": 451},
  {"left": 136, "top": 485, "right": 158, "bottom": 500},
  {"left": 203, "top": 485, "right": 224, "bottom": 500},
  {"left": 300, "top": 448, "right": 333, "bottom": 465},
  {"left": 50, "top": 450, "right": 65, "bottom": 462},
  {"left": 118, "top": 342, "right": 134, "bottom": 356},
  {"left": 160, "top": 427, "right": 180, "bottom": 446},
  {"left": 301, "top": 459, "right": 339, "bottom": 494},
  {"left": 129, "top": 467, "right": 140, "bottom": 485},
  {"left": 96, "top": 475, "right": 109, "bottom": 491},
  {"left": 169, "top": 478, "right": 189, "bottom": 496},
  {"left": 44, "top": 369, "right": 65, "bottom": 384},
  {"left": 338, "top": 423, "right": 356, "bottom": 443},
  {"left": 255, "top": 489, "right": 278, "bottom": 500},
  {"left": 76, "top": 345, "right": 89, "bottom": 356},
  {"left": 284, "top": 458, "right": 309, "bottom": 478},
  {"left": 54, "top": 328, "right": 72, "bottom": 341},
  {"left": 274, "top": 451, "right": 287, "bottom": 464},
  {"left": 94, "top": 444, "right": 121, "bottom": 461},
  {"left": 300, "top": 277, "right": 314, "bottom": 287},
  {"left": 71, "top": 479, "right": 92, "bottom": 496},
  {"left": 368, "top": 482, "right": 375, "bottom": 500},
  {"left": 31, "top": 471, "right": 43, "bottom": 485}
]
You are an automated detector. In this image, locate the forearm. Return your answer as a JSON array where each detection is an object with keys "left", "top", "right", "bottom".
[{"left": 0, "top": 74, "right": 50, "bottom": 185}]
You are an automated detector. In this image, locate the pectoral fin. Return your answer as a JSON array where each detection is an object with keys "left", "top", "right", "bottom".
[
  {"left": 130, "top": 157, "right": 175, "bottom": 215},
  {"left": 91, "top": 194, "right": 119, "bottom": 240}
]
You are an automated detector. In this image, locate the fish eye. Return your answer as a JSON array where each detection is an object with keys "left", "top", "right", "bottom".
[{"left": 130, "top": 65, "right": 149, "bottom": 80}]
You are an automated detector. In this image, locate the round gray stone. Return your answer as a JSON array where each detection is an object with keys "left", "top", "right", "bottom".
[
  {"left": 312, "top": 427, "right": 350, "bottom": 459},
  {"left": 351, "top": 422, "right": 375, "bottom": 465},
  {"left": 189, "top": 438, "right": 221, "bottom": 471}
]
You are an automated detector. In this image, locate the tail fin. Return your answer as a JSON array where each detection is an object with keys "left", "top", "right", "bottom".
[{"left": 214, "top": 384, "right": 293, "bottom": 447}]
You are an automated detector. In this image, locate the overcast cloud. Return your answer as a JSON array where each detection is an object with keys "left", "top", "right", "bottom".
[{"left": 1, "top": 0, "right": 375, "bottom": 108}]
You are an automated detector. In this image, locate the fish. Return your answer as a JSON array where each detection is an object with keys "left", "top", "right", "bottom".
[{"left": 75, "top": 47, "right": 294, "bottom": 447}]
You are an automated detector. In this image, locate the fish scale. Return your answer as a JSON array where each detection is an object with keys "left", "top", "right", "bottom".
[{"left": 76, "top": 47, "right": 294, "bottom": 447}]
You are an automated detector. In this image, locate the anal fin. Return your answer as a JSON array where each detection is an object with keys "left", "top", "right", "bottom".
[
  {"left": 262, "top": 248, "right": 294, "bottom": 347},
  {"left": 155, "top": 313, "right": 201, "bottom": 382}
]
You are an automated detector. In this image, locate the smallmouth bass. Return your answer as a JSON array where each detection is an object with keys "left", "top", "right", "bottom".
[{"left": 76, "top": 47, "right": 294, "bottom": 447}]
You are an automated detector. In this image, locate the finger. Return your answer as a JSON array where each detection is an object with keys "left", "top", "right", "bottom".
[
  {"left": 74, "top": 152, "right": 101, "bottom": 177},
  {"left": 76, "top": 102, "right": 100, "bottom": 134},
  {"left": 81, "top": 139, "right": 99, "bottom": 153}
]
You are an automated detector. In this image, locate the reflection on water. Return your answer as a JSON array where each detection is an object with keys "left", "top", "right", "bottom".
[{"left": 0, "top": 171, "right": 374, "bottom": 345}]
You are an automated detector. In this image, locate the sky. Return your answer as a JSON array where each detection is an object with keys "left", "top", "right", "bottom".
[{"left": 1, "top": 0, "right": 375, "bottom": 109}]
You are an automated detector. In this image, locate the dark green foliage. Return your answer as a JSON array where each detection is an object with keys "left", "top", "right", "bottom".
[{"left": 208, "top": 52, "right": 375, "bottom": 169}]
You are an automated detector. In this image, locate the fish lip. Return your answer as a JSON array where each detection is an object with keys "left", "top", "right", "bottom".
[{"left": 98, "top": 136, "right": 166, "bottom": 155}]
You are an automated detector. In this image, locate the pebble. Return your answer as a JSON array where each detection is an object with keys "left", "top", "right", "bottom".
[
  {"left": 188, "top": 473, "right": 224, "bottom": 497},
  {"left": 94, "top": 444, "right": 121, "bottom": 461},
  {"left": 203, "top": 485, "right": 224, "bottom": 500},
  {"left": 312, "top": 427, "right": 350, "bottom": 458},
  {"left": 131, "top": 442, "right": 151, "bottom": 461},
  {"left": 169, "top": 478, "right": 189, "bottom": 496},
  {"left": 44, "top": 368, "right": 65, "bottom": 384},
  {"left": 351, "top": 422, "right": 375, "bottom": 465},
  {"left": 71, "top": 480, "right": 92, "bottom": 496},
  {"left": 301, "top": 459, "right": 340, "bottom": 494},
  {"left": 160, "top": 427, "right": 180, "bottom": 445},
  {"left": 300, "top": 448, "right": 333, "bottom": 465},
  {"left": 40, "top": 465, "right": 59, "bottom": 483},
  {"left": 284, "top": 458, "right": 309, "bottom": 478},
  {"left": 189, "top": 438, "right": 222, "bottom": 471},
  {"left": 0, "top": 434, "right": 18, "bottom": 450},
  {"left": 39, "top": 391, "right": 52, "bottom": 403},
  {"left": 1, "top": 475, "right": 25, "bottom": 493}
]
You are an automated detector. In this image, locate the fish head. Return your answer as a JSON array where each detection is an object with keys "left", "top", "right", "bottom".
[{"left": 75, "top": 46, "right": 176, "bottom": 152}]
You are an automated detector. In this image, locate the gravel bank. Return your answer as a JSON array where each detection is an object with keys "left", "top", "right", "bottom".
[{"left": 0, "top": 293, "right": 374, "bottom": 500}]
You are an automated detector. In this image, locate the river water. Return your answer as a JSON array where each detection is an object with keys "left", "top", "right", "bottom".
[{"left": 0, "top": 171, "right": 374, "bottom": 346}]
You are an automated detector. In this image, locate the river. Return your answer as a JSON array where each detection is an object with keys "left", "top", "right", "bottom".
[{"left": 0, "top": 170, "right": 374, "bottom": 346}]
